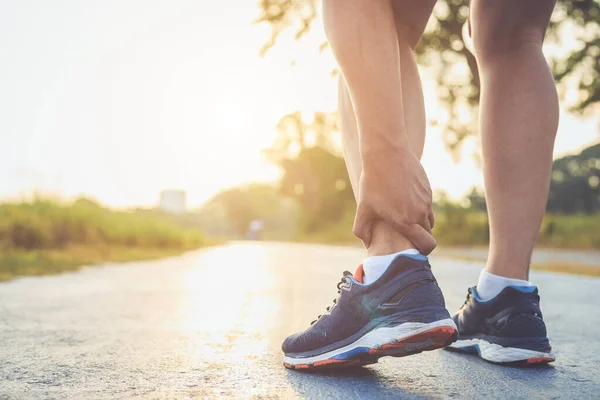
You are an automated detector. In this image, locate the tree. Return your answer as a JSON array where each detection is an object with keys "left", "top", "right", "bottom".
[
  {"left": 263, "top": 111, "right": 340, "bottom": 163},
  {"left": 256, "top": 0, "right": 600, "bottom": 151},
  {"left": 465, "top": 186, "right": 487, "bottom": 212},
  {"left": 264, "top": 111, "right": 354, "bottom": 233},
  {"left": 208, "top": 184, "right": 288, "bottom": 236},
  {"left": 278, "top": 146, "right": 353, "bottom": 232},
  {"left": 547, "top": 143, "right": 600, "bottom": 214}
]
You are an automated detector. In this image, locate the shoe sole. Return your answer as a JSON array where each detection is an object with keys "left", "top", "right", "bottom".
[
  {"left": 446, "top": 338, "right": 555, "bottom": 366},
  {"left": 283, "top": 318, "right": 458, "bottom": 370}
]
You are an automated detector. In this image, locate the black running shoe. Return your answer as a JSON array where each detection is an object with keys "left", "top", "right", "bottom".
[
  {"left": 447, "top": 285, "right": 555, "bottom": 365},
  {"left": 282, "top": 254, "right": 458, "bottom": 370}
]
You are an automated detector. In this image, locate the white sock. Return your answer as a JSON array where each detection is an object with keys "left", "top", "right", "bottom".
[
  {"left": 476, "top": 270, "right": 533, "bottom": 301},
  {"left": 362, "top": 249, "right": 420, "bottom": 285}
]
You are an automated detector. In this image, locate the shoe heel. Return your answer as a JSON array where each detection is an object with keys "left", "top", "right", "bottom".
[{"left": 368, "top": 325, "right": 458, "bottom": 358}]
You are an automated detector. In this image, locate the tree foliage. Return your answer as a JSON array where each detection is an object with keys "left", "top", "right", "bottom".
[
  {"left": 203, "top": 183, "right": 298, "bottom": 238},
  {"left": 264, "top": 111, "right": 340, "bottom": 163},
  {"left": 256, "top": 0, "right": 600, "bottom": 150},
  {"left": 264, "top": 111, "right": 355, "bottom": 233},
  {"left": 255, "top": 0, "right": 318, "bottom": 56},
  {"left": 548, "top": 143, "right": 600, "bottom": 213}
]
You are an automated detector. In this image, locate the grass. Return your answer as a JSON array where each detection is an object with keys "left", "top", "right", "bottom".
[
  {"left": 433, "top": 249, "right": 600, "bottom": 277},
  {"left": 0, "top": 198, "right": 213, "bottom": 282},
  {"left": 530, "top": 262, "right": 600, "bottom": 277},
  {"left": 293, "top": 208, "right": 600, "bottom": 277},
  {"left": 0, "top": 245, "right": 209, "bottom": 282}
]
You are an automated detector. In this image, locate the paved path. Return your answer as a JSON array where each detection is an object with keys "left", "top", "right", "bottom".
[
  {"left": 1, "top": 242, "right": 599, "bottom": 399},
  {"left": 437, "top": 247, "right": 600, "bottom": 268}
]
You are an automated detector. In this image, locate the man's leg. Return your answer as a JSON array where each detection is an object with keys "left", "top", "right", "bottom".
[
  {"left": 323, "top": 0, "right": 436, "bottom": 256},
  {"left": 338, "top": 0, "right": 435, "bottom": 264},
  {"left": 282, "top": 0, "right": 457, "bottom": 370},
  {"left": 473, "top": 0, "right": 558, "bottom": 284},
  {"left": 448, "top": 0, "right": 557, "bottom": 365}
]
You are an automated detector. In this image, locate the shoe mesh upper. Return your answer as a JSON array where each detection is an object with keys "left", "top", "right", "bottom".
[{"left": 282, "top": 256, "right": 449, "bottom": 355}]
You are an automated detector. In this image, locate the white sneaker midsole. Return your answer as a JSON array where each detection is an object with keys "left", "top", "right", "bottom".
[
  {"left": 283, "top": 318, "right": 457, "bottom": 366},
  {"left": 447, "top": 338, "right": 555, "bottom": 363}
]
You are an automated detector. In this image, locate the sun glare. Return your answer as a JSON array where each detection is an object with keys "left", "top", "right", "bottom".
[
  {"left": 0, "top": 2, "right": 597, "bottom": 207},
  {"left": 176, "top": 244, "right": 279, "bottom": 364}
]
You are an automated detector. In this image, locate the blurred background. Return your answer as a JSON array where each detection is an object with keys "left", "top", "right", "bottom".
[{"left": 1, "top": 0, "right": 599, "bottom": 281}]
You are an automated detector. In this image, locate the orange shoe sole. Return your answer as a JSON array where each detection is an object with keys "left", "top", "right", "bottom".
[{"left": 284, "top": 325, "right": 458, "bottom": 371}]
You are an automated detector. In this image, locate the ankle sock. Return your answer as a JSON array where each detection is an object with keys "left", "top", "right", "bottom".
[
  {"left": 476, "top": 270, "right": 533, "bottom": 301},
  {"left": 362, "top": 249, "right": 420, "bottom": 285}
]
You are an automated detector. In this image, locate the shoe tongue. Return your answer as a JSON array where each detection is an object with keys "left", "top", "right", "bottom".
[{"left": 353, "top": 264, "right": 364, "bottom": 283}]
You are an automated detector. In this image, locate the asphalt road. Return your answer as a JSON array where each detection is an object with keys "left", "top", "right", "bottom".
[{"left": 1, "top": 242, "right": 599, "bottom": 399}]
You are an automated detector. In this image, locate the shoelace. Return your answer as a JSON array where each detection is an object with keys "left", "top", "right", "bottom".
[
  {"left": 460, "top": 287, "right": 473, "bottom": 310},
  {"left": 310, "top": 271, "right": 353, "bottom": 325}
]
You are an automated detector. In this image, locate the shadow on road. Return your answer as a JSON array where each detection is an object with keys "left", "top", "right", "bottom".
[
  {"left": 283, "top": 350, "right": 563, "bottom": 400},
  {"left": 285, "top": 366, "right": 425, "bottom": 399},
  {"left": 2, "top": 243, "right": 599, "bottom": 399}
]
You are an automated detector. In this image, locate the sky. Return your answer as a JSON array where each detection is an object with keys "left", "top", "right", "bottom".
[{"left": 1, "top": 1, "right": 598, "bottom": 208}]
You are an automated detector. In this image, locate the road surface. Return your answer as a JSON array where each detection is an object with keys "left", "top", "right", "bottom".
[
  {"left": 1, "top": 242, "right": 598, "bottom": 399},
  {"left": 437, "top": 247, "right": 600, "bottom": 268}
]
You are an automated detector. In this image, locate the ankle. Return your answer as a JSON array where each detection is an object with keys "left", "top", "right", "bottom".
[
  {"left": 366, "top": 220, "right": 415, "bottom": 257},
  {"left": 476, "top": 270, "right": 533, "bottom": 301},
  {"left": 485, "top": 248, "right": 531, "bottom": 280},
  {"left": 485, "top": 262, "right": 529, "bottom": 281}
]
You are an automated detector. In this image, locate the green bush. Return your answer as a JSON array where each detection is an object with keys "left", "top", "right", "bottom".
[
  {"left": 0, "top": 198, "right": 205, "bottom": 251},
  {"left": 435, "top": 210, "right": 600, "bottom": 249},
  {"left": 295, "top": 204, "right": 600, "bottom": 250},
  {"left": 432, "top": 208, "right": 489, "bottom": 246},
  {"left": 538, "top": 214, "right": 600, "bottom": 249}
]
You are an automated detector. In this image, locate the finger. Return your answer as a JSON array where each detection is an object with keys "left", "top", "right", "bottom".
[
  {"left": 406, "top": 223, "right": 437, "bottom": 255},
  {"left": 428, "top": 211, "right": 435, "bottom": 230},
  {"left": 382, "top": 215, "right": 436, "bottom": 255},
  {"left": 353, "top": 204, "right": 375, "bottom": 248},
  {"left": 419, "top": 211, "right": 433, "bottom": 234},
  {"left": 408, "top": 210, "right": 432, "bottom": 234}
]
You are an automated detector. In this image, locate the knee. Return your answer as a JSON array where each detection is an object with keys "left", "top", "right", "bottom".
[{"left": 471, "top": 22, "right": 546, "bottom": 66}]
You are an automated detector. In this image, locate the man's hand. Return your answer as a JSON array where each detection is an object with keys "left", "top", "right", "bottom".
[{"left": 354, "top": 144, "right": 436, "bottom": 255}]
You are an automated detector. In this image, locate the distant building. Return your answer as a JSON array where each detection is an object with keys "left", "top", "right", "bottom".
[{"left": 159, "top": 190, "right": 186, "bottom": 215}]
